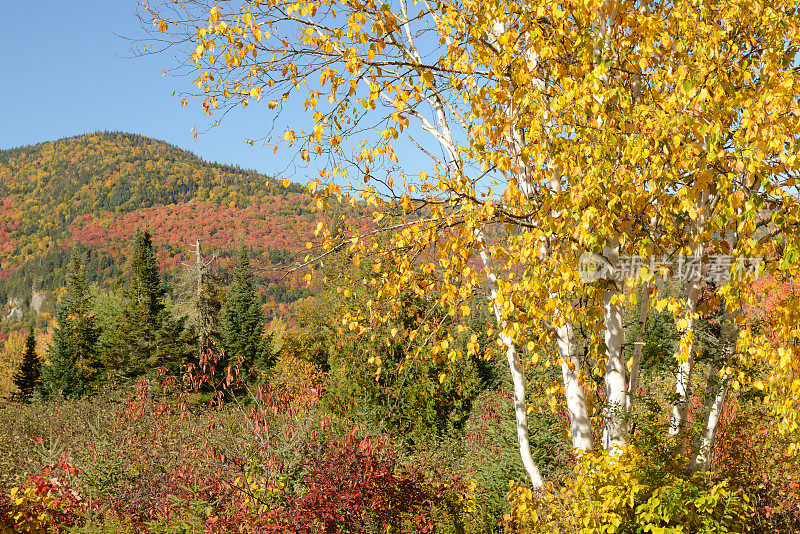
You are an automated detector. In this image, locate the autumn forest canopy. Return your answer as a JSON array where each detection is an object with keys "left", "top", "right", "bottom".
[{"left": 2, "top": 0, "right": 800, "bottom": 532}]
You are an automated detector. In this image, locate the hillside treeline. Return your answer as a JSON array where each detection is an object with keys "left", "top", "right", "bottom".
[{"left": 0, "top": 132, "right": 358, "bottom": 321}]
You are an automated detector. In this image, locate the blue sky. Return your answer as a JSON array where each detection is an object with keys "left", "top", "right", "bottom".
[{"left": 1, "top": 0, "right": 290, "bottom": 178}]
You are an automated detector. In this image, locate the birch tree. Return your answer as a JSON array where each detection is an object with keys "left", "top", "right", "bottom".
[{"left": 140, "top": 0, "right": 800, "bottom": 486}]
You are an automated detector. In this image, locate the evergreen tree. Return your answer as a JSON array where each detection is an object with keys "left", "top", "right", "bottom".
[
  {"left": 12, "top": 325, "right": 40, "bottom": 402},
  {"left": 104, "top": 229, "right": 194, "bottom": 378},
  {"left": 153, "top": 314, "right": 198, "bottom": 376},
  {"left": 220, "top": 243, "right": 264, "bottom": 372},
  {"left": 42, "top": 259, "right": 101, "bottom": 398},
  {"left": 129, "top": 228, "right": 165, "bottom": 325}
]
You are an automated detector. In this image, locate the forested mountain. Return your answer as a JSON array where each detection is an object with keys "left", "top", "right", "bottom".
[{"left": 0, "top": 132, "right": 345, "bottom": 323}]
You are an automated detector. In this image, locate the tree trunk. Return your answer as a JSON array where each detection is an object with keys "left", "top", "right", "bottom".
[
  {"left": 668, "top": 279, "right": 701, "bottom": 437},
  {"left": 556, "top": 321, "right": 594, "bottom": 453},
  {"left": 668, "top": 182, "right": 709, "bottom": 438},
  {"left": 626, "top": 285, "right": 651, "bottom": 415},
  {"left": 475, "top": 231, "right": 544, "bottom": 488},
  {"left": 603, "top": 247, "right": 627, "bottom": 451},
  {"left": 503, "top": 333, "right": 545, "bottom": 488},
  {"left": 691, "top": 312, "right": 735, "bottom": 470}
]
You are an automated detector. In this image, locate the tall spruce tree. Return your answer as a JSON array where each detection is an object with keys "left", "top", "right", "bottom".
[
  {"left": 103, "top": 228, "right": 165, "bottom": 377},
  {"left": 129, "top": 228, "right": 165, "bottom": 326},
  {"left": 105, "top": 229, "right": 194, "bottom": 378},
  {"left": 12, "top": 325, "right": 40, "bottom": 403},
  {"left": 42, "top": 259, "right": 101, "bottom": 398},
  {"left": 220, "top": 243, "right": 264, "bottom": 372}
]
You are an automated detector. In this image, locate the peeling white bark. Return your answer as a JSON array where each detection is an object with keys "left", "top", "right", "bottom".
[
  {"left": 603, "top": 247, "right": 627, "bottom": 451},
  {"left": 503, "top": 334, "right": 545, "bottom": 489},
  {"left": 546, "top": 166, "right": 594, "bottom": 455},
  {"left": 589, "top": 9, "right": 627, "bottom": 453},
  {"left": 397, "top": 17, "right": 545, "bottom": 485},
  {"left": 556, "top": 321, "right": 593, "bottom": 453}
]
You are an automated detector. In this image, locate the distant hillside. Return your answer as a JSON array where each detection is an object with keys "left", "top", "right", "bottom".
[{"left": 0, "top": 132, "right": 357, "bottom": 323}]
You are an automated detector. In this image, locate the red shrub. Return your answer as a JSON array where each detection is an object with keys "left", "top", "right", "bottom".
[
  {"left": 712, "top": 399, "right": 800, "bottom": 534},
  {"left": 6, "top": 459, "right": 88, "bottom": 532},
  {"left": 259, "top": 431, "right": 434, "bottom": 534}
]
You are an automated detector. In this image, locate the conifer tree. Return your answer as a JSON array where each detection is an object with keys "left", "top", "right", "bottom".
[
  {"left": 220, "top": 243, "right": 264, "bottom": 372},
  {"left": 12, "top": 325, "right": 40, "bottom": 403},
  {"left": 129, "top": 228, "right": 165, "bottom": 326},
  {"left": 103, "top": 229, "right": 195, "bottom": 378},
  {"left": 42, "top": 259, "right": 101, "bottom": 398}
]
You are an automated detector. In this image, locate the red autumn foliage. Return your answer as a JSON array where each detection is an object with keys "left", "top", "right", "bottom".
[
  {"left": 7, "top": 458, "right": 88, "bottom": 532},
  {"left": 712, "top": 399, "right": 800, "bottom": 534},
  {"left": 265, "top": 432, "right": 436, "bottom": 534}
]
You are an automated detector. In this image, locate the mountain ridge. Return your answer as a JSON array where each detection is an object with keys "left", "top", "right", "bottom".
[{"left": 0, "top": 131, "right": 343, "bottom": 324}]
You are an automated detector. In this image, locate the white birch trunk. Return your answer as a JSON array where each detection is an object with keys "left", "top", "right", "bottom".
[
  {"left": 503, "top": 335, "right": 545, "bottom": 488},
  {"left": 475, "top": 231, "right": 544, "bottom": 488},
  {"left": 692, "top": 374, "right": 728, "bottom": 469},
  {"left": 668, "top": 184, "right": 708, "bottom": 438},
  {"left": 556, "top": 321, "right": 594, "bottom": 453},
  {"left": 590, "top": 7, "right": 627, "bottom": 452},
  {"left": 382, "top": 5, "right": 572, "bottom": 488},
  {"left": 668, "top": 279, "right": 700, "bottom": 437},
  {"left": 418, "top": 68, "right": 545, "bottom": 485},
  {"left": 545, "top": 168, "right": 594, "bottom": 455},
  {"left": 691, "top": 314, "right": 735, "bottom": 470},
  {"left": 602, "top": 247, "right": 627, "bottom": 451}
]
